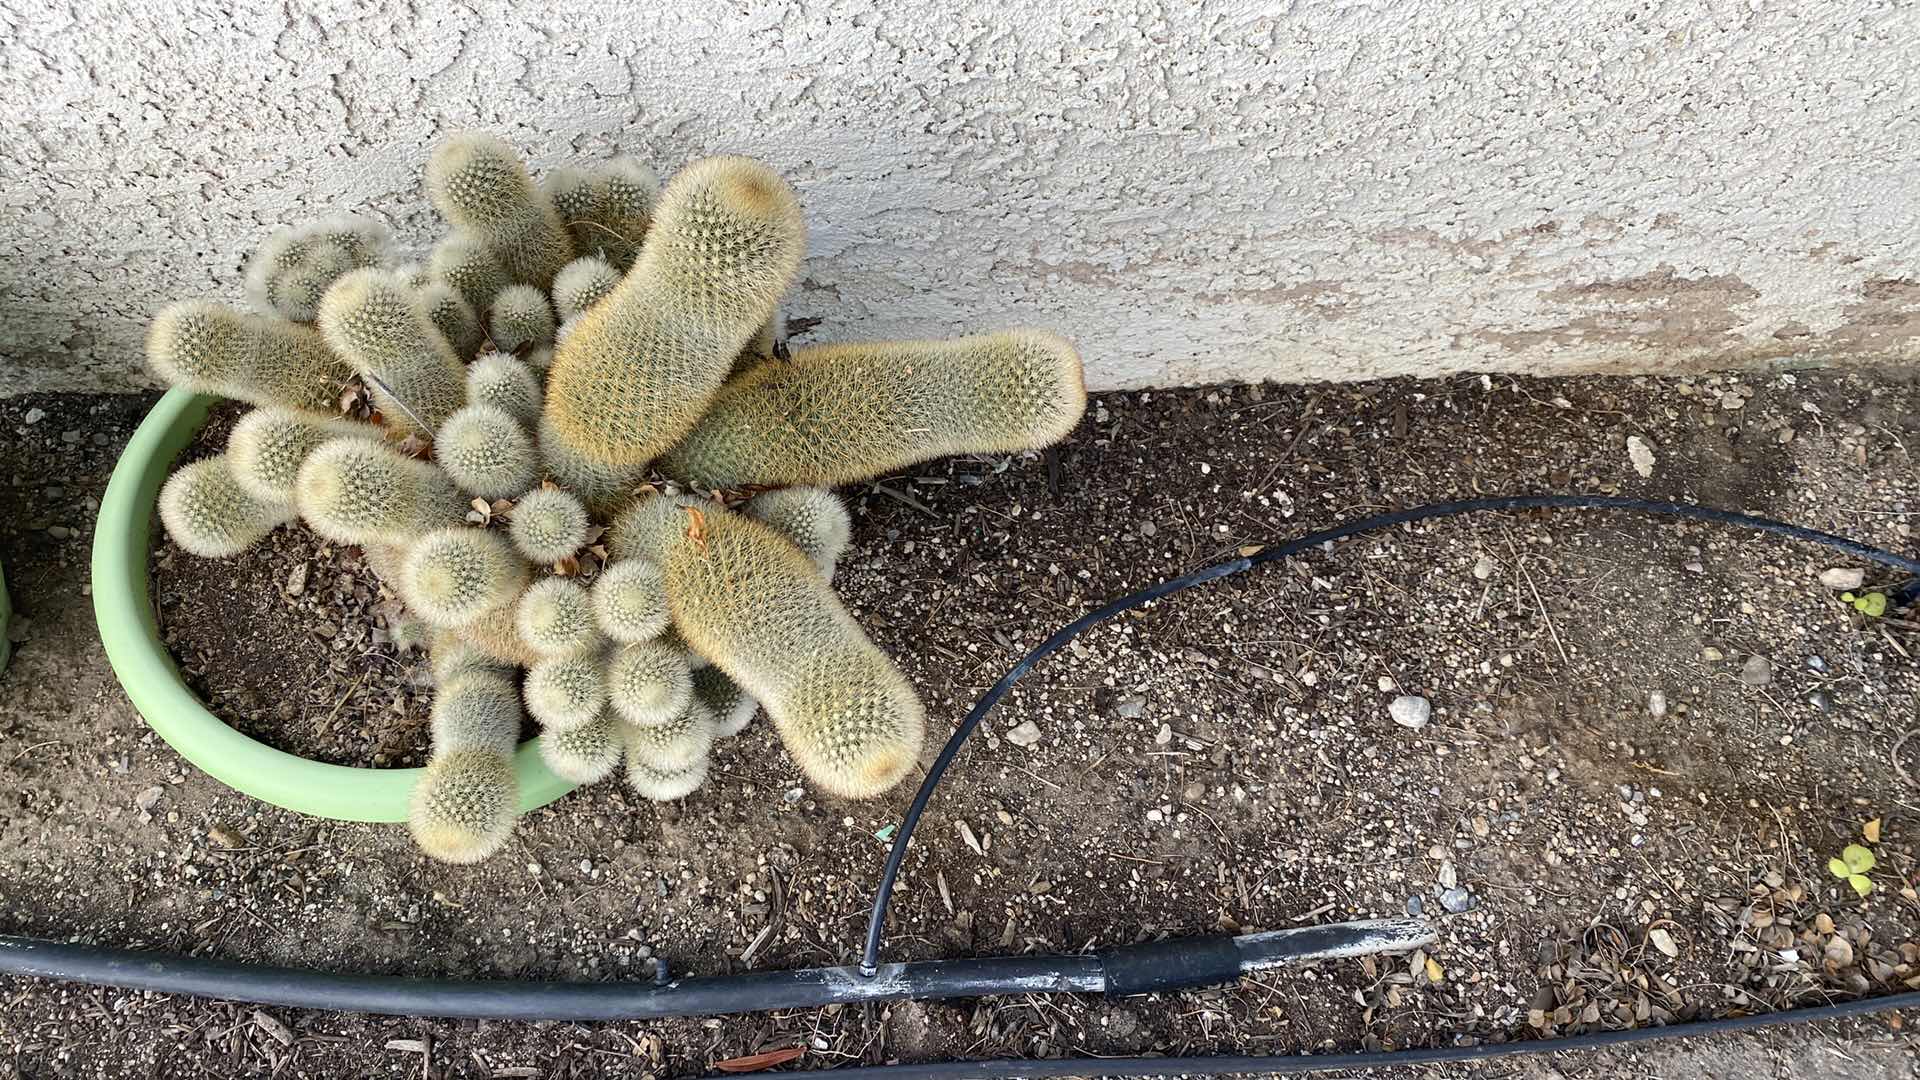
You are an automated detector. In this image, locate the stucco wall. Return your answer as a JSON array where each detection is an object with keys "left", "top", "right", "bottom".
[{"left": 2, "top": 0, "right": 1917, "bottom": 395}]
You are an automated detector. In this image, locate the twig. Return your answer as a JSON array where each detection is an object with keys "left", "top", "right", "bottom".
[{"left": 1510, "top": 541, "right": 1569, "bottom": 665}]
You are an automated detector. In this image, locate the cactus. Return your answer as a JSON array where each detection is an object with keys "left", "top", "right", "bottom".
[
  {"left": 541, "top": 156, "right": 805, "bottom": 474},
  {"left": 541, "top": 167, "right": 601, "bottom": 255},
  {"left": 408, "top": 749, "right": 518, "bottom": 864},
  {"left": 429, "top": 233, "right": 511, "bottom": 315},
  {"left": 693, "top": 665, "right": 757, "bottom": 737},
  {"left": 515, "top": 577, "right": 600, "bottom": 657},
  {"left": 732, "top": 314, "right": 779, "bottom": 377},
  {"left": 488, "top": 283, "right": 556, "bottom": 352},
  {"left": 436, "top": 403, "right": 539, "bottom": 499},
  {"left": 507, "top": 486, "right": 589, "bottom": 564},
  {"left": 315, "top": 268, "right": 468, "bottom": 437},
  {"left": 399, "top": 527, "right": 529, "bottom": 629},
  {"left": 552, "top": 255, "right": 620, "bottom": 321},
  {"left": 158, "top": 455, "right": 292, "bottom": 557},
  {"left": 607, "top": 639, "right": 693, "bottom": 727},
  {"left": 546, "top": 157, "right": 657, "bottom": 269},
  {"left": 456, "top": 601, "right": 542, "bottom": 667},
  {"left": 744, "top": 487, "right": 851, "bottom": 579},
  {"left": 147, "top": 301, "right": 354, "bottom": 416},
  {"left": 526, "top": 345, "right": 554, "bottom": 373},
  {"left": 420, "top": 282, "right": 485, "bottom": 360},
  {"left": 425, "top": 133, "right": 574, "bottom": 288},
  {"left": 626, "top": 752, "right": 708, "bottom": 802},
  {"left": 388, "top": 613, "right": 434, "bottom": 652},
  {"left": 617, "top": 496, "right": 923, "bottom": 798},
  {"left": 430, "top": 632, "right": 512, "bottom": 684},
  {"left": 296, "top": 437, "right": 466, "bottom": 545},
  {"left": 226, "top": 407, "right": 378, "bottom": 505},
  {"left": 429, "top": 671, "right": 525, "bottom": 755},
  {"left": 466, "top": 352, "right": 543, "bottom": 425},
  {"left": 591, "top": 558, "right": 669, "bottom": 643},
  {"left": 524, "top": 651, "right": 607, "bottom": 731},
  {"left": 536, "top": 416, "right": 640, "bottom": 516},
  {"left": 245, "top": 216, "right": 388, "bottom": 322},
  {"left": 623, "top": 698, "right": 715, "bottom": 772},
  {"left": 660, "top": 330, "right": 1085, "bottom": 489},
  {"left": 539, "top": 710, "right": 622, "bottom": 784}
]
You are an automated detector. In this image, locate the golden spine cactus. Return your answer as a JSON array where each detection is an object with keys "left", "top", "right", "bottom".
[
  {"left": 591, "top": 156, "right": 659, "bottom": 268},
  {"left": 296, "top": 437, "right": 466, "bottom": 545},
  {"left": 624, "top": 497, "right": 924, "bottom": 798},
  {"left": 430, "top": 633, "right": 511, "bottom": 684},
  {"left": 536, "top": 416, "right": 639, "bottom": 516},
  {"left": 429, "top": 233, "right": 510, "bottom": 315},
  {"left": 425, "top": 133, "right": 574, "bottom": 288},
  {"left": 623, "top": 698, "right": 715, "bottom": 772},
  {"left": 457, "top": 601, "right": 542, "bottom": 667},
  {"left": 552, "top": 255, "right": 620, "bottom": 321},
  {"left": 408, "top": 749, "right": 518, "bottom": 864},
  {"left": 158, "top": 455, "right": 292, "bottom": 557},
  {"left": 693, "top": 666, "right": 757, "bottom": 737},
  {"left": 661, "top": 330, "right": 1086, "bottom": 489},
  {"left": 429, "top": 671, "right": 524, "bottom": 755},
  {"left": 539, "top": 710, "right": 622, "bottom": 784},
  {"left": 591, "top": 558, "right": 669, "bottom": 643},
  {"left": 744, "top": 487, "right": 851, "bottom": 579},
  {"left": 524, "top": 652, "right": 607, "bottom": 731},
  {"left": 436, "top": 404, "right": 539, "bottom": 499},
  {"left": 315, "top": 268, "right": 468, "bottom": 437},
  {"left": 147, "top": 301, "right": 353, "bottom": 416},
  {"left": 607, "top": 639, "right": 693, "bottom": 727},
  {"left": 466, "top": 352, "right": 544, "bottom": 425},
  {"left": 541, "top": 156, "right": 805, "bottom": 475},
  {"left": 226, "top": 407, "right": 377, "bottom": 505},
  {"left": 507, "top": 486, "right": 589, "bottom": 564},
  {"left": 627, "top": 751, "right": 708, "bottom": 802},
  {"left": 541, "top": 167, "right": 602, "bottom": 256},
  {"left": 515, "top": 577, "right": 600, "bottom": 657},
  {"left": 364, "top": 542, "right": 410, "bottom": 585},
  {"left": 420, "top": 281, "right": 485, "bottom": 359},
  {"left": 399, "top": 527, "right": 530, "bottom": 629},
  {"left": 245, "top": 216, "right": 388, "bottom": 322},
  {"left": 488, "top": 283, "right": 556, "bottom": 352}
]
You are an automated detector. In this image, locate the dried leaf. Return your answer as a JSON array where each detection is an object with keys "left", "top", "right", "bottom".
[
  {"left": 1424, "top": 956, "right": 1445, "bottom": 984},
  {"left": 682, "top": 505, "right": 709, "bottom": 551},
  {"left": 956, "top": 819, "right": 983, "bottom": 856},
  {"left": 1825, "top": 935, "right": 1856, "bottom": 969},
  {"left": 553, "top": 554, "right": 581, "bottom": 577},
  {"left": 715, "top": 1046, "right": 805, "bottom": 1073},
  {"left": 1864, "top": 818, "right": 1882, "bottom": 844},
  {"left": 1648, "top": 928, "right": 1678, "bottom": 958},
  {"left": 1816, "top": 912, "right": 1836, "bottom": 935}
]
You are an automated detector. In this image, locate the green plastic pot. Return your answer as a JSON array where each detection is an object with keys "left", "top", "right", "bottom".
[{"left": 92, "top": 387, "right": 576, "bottom": 822}]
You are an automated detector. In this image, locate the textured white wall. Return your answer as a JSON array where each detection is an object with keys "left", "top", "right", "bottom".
[{"left": 3, "top": 0, "right": 1918, "bottom": 394}]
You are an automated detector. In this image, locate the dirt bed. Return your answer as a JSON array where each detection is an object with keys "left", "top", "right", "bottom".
[{"left": 3, "top": 369, "right": 1919, "bottom": 1078}]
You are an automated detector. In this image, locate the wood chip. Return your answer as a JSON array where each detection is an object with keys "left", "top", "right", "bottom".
[
  {"left": 956, "top": 819, "right": 983, "bottom": 856},
  {"left": 715, "top": 1046, "right": 805, "bottom": 1072},
  {"left": 250, "top": 1010, "right": 293, "bottom": 1047}
]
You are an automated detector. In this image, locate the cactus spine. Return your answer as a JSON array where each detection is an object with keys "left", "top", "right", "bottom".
[
  {"left": 552, "top": 256, "right": 621, "bottom": 321},
  {"left": 536, "top": 416, "right": 640, "bottom": 516},
  {"left": 296, "top": 437, "right": 466, "bottom": 545},
  {"left": 398, "top": 527, "right": 529, "bottom": 629},
  {"left": 435, "top": 404, "right": 539, "bottom": 499},
  {"left": 591, "top": 558, "right": 669, "bottom": 643},
  {"left": 541, "top": 157, "right": 804, "bottom": 474},
  {"left": 466, "top": 352, "right": 544, "bottom": 425},
  {"left": 607, "top": 639, "right": 693, "bottom": 727},
  {"left": 158, "top": 455, "right": 292, "bottom": 557},
  {"left": 425, "top": 134, "right": 574, "bottom": 288},
  {"left": 660, "top": 330, "right": 1085, "bottom": 489},
  {"left": 147, "top": 301, "right": 353, "bottom": 416},
  {"left": 626, "top": 752, "right": 709, "bottom": 802},
  {"left": 227, "top": 407, "right": 377, "bottom": 505},
  {"left": 744, "top": 487, "right": 851, "bottom": 579},
  {"left": 539, "top": 710, "right": 622, "bottom": 784},
  {"left": 315, "top": 268, "right": 468, "bottom": 437},
  {"left": 429, "top": 233, "right": 511, "bottom": 315},
  {"left": 429, "top": 671, "right": 525, "bottom": 755},
  {"left": 693, "top": 666, "right": 757, "bottom": 737},
  {"left": 623, "top": 698, "right": 715, "bottom": 772},
  {"left": 507, "top": 486, "right": 589, "bottom": 564},
  {"left": 523, "top": 652, "right": 607, "bottom": 731},
  {"left": 245, "top": 216, "right": 388, "bottom": 322},
  {"left": 488, "top": 283, "right": 556, "bottom": 352},
  {"left": 515, "top": 577, "right": 600, "bottom": 657},
  {"left": 420, "top": 282, "right": 485, "bottom": 360},
  {"left": 408, "top": 749, "right": 518, "bottom": 864}
]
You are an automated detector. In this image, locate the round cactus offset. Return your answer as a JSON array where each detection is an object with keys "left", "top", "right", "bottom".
[{"left": 143, "top": 130, "right": 1085, "bottom": 862}]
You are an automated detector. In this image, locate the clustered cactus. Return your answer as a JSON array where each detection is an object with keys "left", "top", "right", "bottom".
[{"left": 146, "top": 132, "right": 1087, "bottom": 863}]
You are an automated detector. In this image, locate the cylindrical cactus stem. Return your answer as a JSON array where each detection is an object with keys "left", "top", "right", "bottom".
[
  {"left": 743, "top": 487, "right": 851, "bottom": 579},
  {"left": 536, "top": 416, "right": 641, "bottom": 517},
  {"left": 592, "top": 155, "right": 659, "bottom": 269},
  {"left": 693, "top": 665, "right": 757, "bottom": 737},
  {"left": 626, "top": 750, "right": 709, "bottom": 802},
  {"left": 540, "top": 156, "right": 805, "bottom": 475},
  {"left": 591, "top": 558, "right": 669, "bottom": 644},
  {"left": 466, "top": 352, "right": 544, "bottom": 426},
  {"left": 408, "top": 749, "right": 518, "bottom": 864},
  {"left": 425, "top": 133, "right": 575, "bottom": 288},
  {"left": 226, "top": 407, "right": 379, "bottom": 505},
  {"left": 245, "top": 215, "right": 388, "bottom": 322},
  {"left": 524, "top": 652, "right": 607, "bottom": 731},
  {"left": 420, "top": 282, "right": 485, "bottom": 360},
  {"left": 618, "top": 496, "right": 924, "bottom": 798},
  {"left": 158, "top": 455, "right": 293, "bottom": 557},
  {"left": 541, "top": 166, "right": 603, "bottom": 258},
  {"left": 398, "top": 527, "right": 530, "bottom": 629},
  {"left": 607, "top": 639, "right": 693, "bottom": 727},
  {"left": 488, "top": 284, "right": 556, "bottom": 352},
  {"left": 730, "top": 312, "right": 779, "bottom": 377},
  {"left": 435, "top": 404, "right": 539, "bottom": 499},
  {"left": 429, "top": 671, "right": 525, "bottom": 756},
  {"left": 623, "top": 698, "right": 715, "bottom": 772},
  {"left": 456, "top": 600, "right": 542, "bottom": 667},
  {"left": 429, "top": 232, "right": 511, "bottom": 315},
  {"left": 316, "top": 268, "right": 468, "bottom": 438},
  {"left": 430, "top": 632, "right": 514, "bottom": 684},
  {"left": 507, "top": 486, "right": 589, "bottom": 565},
  {"left": 147, "top": 301, "right": 354, "bottom": 416},
  {"left": 539, "top": 709, "right": 622, "bottom": 784},
  {"left": 659, "top": 330, "right": 1086, "bottom": 489},
  {"left": 551, "top": 256, "right": 621, "bottom": 322},
  {"left": 296, "top": 437, "right": 467, "bottom": 546},
  {"left": 515, "top": 577, "right": 601, "bottom": 657}
]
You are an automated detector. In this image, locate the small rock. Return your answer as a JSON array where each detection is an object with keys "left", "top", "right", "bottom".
[
  {"left": 1389, "top": 695, "right": 1431, "bottom": 730},
  {"left": 1647, "top": 691, "right": 1668, "bottom": 718},
  {"left": 1182, "top": 782, "right": 1205, "bottom": 802},
  {"left": 134, "top": 786, "right": 164, "bottom": 815},
  {"left": 1809, "top": 690, "right": 1834, "bottom": 713},
  {"left": 1153, "top": 723, "right": 1173, "bottom": 746},
  {"left": 1005, "top": 721, "right": 1042, "bottom": 748},
  {"left": 1114, "top": 694, "right": 1147, "bottom": 719},
  {"left": 1439, "top": 887, "right": 1474, "bottom": 914},
  {"left": 60, "top": 429, "right": 80, "bottom": 443},
  {"left": 1739, "top": 655, "right": 1772, "bottom": 687},
  {"left": 23, "top": 407, "right": 45, "bottom": 424},
  {"left": 45, "top": 525, "right": 69, "bottom": 540},
  {"left": 1138, "top": 521, "right": 1157, "bottom": 538},
  {"left": 285, "top": 563, "right": 310, "bottom": 597},
  {"left": 784, "top": 787, "right": 805, "bottom": 803},
  {"left": 1819, "top": 567, "right": 1866, "bottom": 591},
  {"left": 1626, "top": 435, "right": 1657, "bottom": 478},
  {"left": 1377, "top": 676, "right": 1396, "bottom": 692},
  {"left": 1701, "top": 647, "right": 1724, "bottom": 661},
  {"left": 1472, "top": 554, "right": 1494, "bottom": 581}
]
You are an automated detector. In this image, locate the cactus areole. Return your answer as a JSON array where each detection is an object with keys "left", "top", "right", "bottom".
[{"left": 103, "top": 133, "right": 1086, "bottom": 860}]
